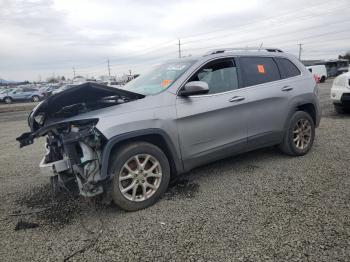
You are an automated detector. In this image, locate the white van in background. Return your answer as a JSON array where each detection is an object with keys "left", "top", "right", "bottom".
[{"left": 306, "top": 65, "right": 327, "bottom": 82}]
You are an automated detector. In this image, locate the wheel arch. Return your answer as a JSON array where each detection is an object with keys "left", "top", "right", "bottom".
[
  {"left": 100, "top": 129, "right": 184, "bottom": 181},
  {"left": 296, "top": 103, "right": 317, "bottom": 125},
  {"left": 284, "top": 98, "right": 320, "bottom": 131}
]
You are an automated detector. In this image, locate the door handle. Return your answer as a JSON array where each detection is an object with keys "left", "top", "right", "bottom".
[
  {"left": 229, "top": 96, "right": 245, "bottom": 102},
  {"left": 281, "top": 86, "right": 293, "bottom": 91}
]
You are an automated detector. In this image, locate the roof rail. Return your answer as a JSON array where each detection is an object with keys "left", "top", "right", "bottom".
[{"left": 204, "top": 47, "right": 284, "bottom": 56}]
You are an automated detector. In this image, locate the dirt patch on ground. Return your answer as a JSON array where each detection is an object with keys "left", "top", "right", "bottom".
[
  {"left": 165, "top": 177, "right": 200, "bottom": 200},
  {"left": 15, "top": 184, "right": 87, "bottom": 229}
]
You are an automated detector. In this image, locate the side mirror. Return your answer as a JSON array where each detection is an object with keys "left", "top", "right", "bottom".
[{"left": 179, "top": 81, "right": 209, "bottom": 97}]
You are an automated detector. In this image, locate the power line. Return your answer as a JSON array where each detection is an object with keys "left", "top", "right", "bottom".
[
  {"left": 19, "top": 1, "right": 350, "bottom": 73},
  {"left": 179, "top": 1, "right": 350, "bottom": 42},
  {"left": 70, "top": 1, "right": 350, "bottom": 71},
  {"left": 181, "top": 26, "right": 350, "bottom": 56},
  {"left": 21, "top": 1, "right": 349, "bottom": 77}
]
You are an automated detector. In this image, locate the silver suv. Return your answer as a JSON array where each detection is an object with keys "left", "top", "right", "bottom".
[{"left": 17, "top": 47, "right": 321, "bottom": 211}]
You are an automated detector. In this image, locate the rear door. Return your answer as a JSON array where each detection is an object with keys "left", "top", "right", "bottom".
[
  {"left": 237, "top": 56, "right": 297, "bottom": 148},
  {"left": 176, "top": 58, "right": 249, "bottom": 170}
]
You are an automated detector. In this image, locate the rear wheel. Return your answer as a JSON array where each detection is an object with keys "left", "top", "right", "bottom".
[
  {"left": 320, "top": 76, "right": 326, "bottom": 83},
  {"left": 279, "top": 111, "right": 315, "bottom": 156},
  {"left": 109, "top": 142, "right": 170, "bottom": 211},
  {"left": 4, "top": 97, "right": 12, "bottom": 104}
]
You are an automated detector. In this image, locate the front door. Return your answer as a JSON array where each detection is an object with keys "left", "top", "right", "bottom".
[{"left": 176, "top": 58, "right": 249, "bottom": 170}]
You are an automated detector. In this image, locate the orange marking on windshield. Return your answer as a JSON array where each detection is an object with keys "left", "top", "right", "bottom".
[{"left": 160, "top": 79, "right": 172, "bottom": 87}]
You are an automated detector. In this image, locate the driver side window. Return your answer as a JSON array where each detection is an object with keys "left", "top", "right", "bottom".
[{"left": 188, "top": 58, "right": 238, "bottom": 94}]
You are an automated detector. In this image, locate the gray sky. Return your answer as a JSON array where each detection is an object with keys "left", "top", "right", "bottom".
[{"left": 1, "top": 0, "right": 349, "bottom": 81}]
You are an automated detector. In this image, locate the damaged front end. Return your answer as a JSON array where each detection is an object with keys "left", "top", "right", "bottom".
[
  {"left": 16, "top": 82, "right": 144, "bottom": 197},
  {"left": 39, "top": 119, "right": 104, "bottom": 197}
]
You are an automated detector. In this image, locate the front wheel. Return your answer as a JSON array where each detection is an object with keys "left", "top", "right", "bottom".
[
  {"left": 4, "top": 97, "right": 12, "bottom": 104},
  {"left": 279, "top": 111, "right": 315, "bottom": 156},
  {"left": 32, "top": 95, "right": 40, "bottom": 102},
  {"left": 110, "top": 142, "right": 170, "bottom": 211}
]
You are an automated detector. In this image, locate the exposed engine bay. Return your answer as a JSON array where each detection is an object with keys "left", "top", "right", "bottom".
[{"left": 16, "top": 82, "right": 144, "bottom": 197}]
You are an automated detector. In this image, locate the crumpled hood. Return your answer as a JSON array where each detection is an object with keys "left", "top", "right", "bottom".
[
  {"left": 28, "top": 82, "right": 144, "bottom": 132},
  {"left": 16, "top": 82, "right": 145, "bottom": 147}
]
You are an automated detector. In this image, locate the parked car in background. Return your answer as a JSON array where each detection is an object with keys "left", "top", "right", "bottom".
[
  {"left": 40, "top": 85, "right": 61, "bottom": 97},
  {"left": 307, "top": 65, "right": 327, "bottom": 82},
  {"left": 0, "top": 87, "right": 44, "bottom": 104},
  {"left": 331, "top": 72, "right": 350, "bottom": 113},
  {"left": 51, "top": 84, "right": 77, "bottom": 95}
]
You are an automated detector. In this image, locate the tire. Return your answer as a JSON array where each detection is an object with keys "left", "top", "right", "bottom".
[
  {"left": 334, "top": 104, "right": 350, "bottom": 114},
  {"left": 32, "top": 95, "right": 40, "bottom": 102},
  {"left": 320, "top": 76, "right": 326, "bottom": 83},
  {"left": 334, "top": 104, "right": 345, "bottom": 114},
  {"left": 4, "top": 97, "right": 12, "bottom": 104},
  {"left": 109, "top": 142, "right": 170, "bottom": 211},
  {"left": 279, "top": 111, "right": 315, "bottom": 156}
]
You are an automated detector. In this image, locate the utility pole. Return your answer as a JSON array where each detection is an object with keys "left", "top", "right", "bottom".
[
  {"left": 298, "top": 43, "right": 303, "bottom": 60},
  {"left": 177, "top": 39, "right": 182, "bottom": 59},
  {"left": 107, "top": 59, "right": 111, "bottom": 77},
  {"left": 72, "top": 66, "right": 76, "bottom": 78}
]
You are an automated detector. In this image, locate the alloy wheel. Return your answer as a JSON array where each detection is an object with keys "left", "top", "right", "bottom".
[
  {"left": 293, "top": 118, "right": 312, "bottom": 150},
  {"left": 118, "top": 154, "right": 162, "bottom": 202}
]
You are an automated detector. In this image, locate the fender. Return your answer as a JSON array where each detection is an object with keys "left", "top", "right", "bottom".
[
  {"left": 283, "top": 94, "right": 321, "bottom": 131},
  {"left": 99, "top": 128, "right": 184, "bottom": 180}
]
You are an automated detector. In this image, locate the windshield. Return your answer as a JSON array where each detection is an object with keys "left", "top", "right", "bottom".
[{"left": 123, "top": 60, "right": 196, "bottom": 95}]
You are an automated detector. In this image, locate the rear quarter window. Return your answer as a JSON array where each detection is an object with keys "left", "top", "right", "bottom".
[
  {"left": 239, "top": 57, "right": 280, "bottom": 87},
  {"left": 275, "top": 58, "right": 301, "bottom": 79}
]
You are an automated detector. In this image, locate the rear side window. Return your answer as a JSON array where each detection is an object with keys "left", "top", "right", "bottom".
[
  {"left": 275, "top": 58, "right": 301, "bottom": 79},
  {"left": 240, "top": 57, "right": 280, "bottom": 87}
]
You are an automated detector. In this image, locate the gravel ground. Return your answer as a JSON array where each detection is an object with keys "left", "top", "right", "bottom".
[{"left": 0, "top": 79, "right": 349, "bottom": 261}]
